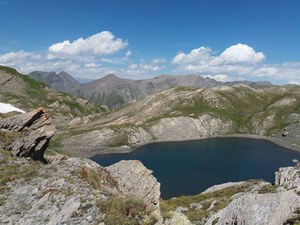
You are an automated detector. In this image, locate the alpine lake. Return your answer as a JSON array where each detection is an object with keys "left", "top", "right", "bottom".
[{"left": 91, "top": 137, "right": 300, "bottom": 199}]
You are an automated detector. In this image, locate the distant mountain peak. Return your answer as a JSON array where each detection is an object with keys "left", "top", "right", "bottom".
[
  {"left": 28, "top": 70, "right": 273, "bottom": 109},
  {"left": 28, "top": 71, "right": 81, "bottom": 94}
]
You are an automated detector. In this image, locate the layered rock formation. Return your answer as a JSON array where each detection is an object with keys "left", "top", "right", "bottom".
[
  {"left": 0, "top": 155, "right": 161, "bottom": 224},
  {"left": 0, "top": 107, "right": 56, "bottom": 161},
  {"left": 107, "top": 160, "right": 161, "bottom": 206},
  {"left": 0, "top": 108, "right": 161, "bottom": 224},
  {"left": 204, "top": 164, "right": 300, "bottom": 225}
]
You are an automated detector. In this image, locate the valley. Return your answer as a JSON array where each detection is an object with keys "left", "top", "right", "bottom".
[
  {"left": 1, "top": 65, "right": 300, "bottom": 224},
  {"left": 2, "top": 65, "right": 300, "bottom": 157}
]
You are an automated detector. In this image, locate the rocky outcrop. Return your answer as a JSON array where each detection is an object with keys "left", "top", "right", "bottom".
[
  {"left": 126, "top": 127, "right": 152, "bottom": 145},
  {"left": 150, "top": 114, "right": 234, "bottom": 141},
  {"left": 0, "top": 156, "right": 113, "bottom": 225},
  {"left": 0, "top": 66, "right": 25, "bottom": 95},
  {"left": 0, "top": 107, "right": 56, "bottom": 161},
  {"left": 205, "top": 191, "right": 300, "bottom": 225},
  {"left": 62, "top": 114, "right": 234, "bottom": 155},
  {"left": 275, "top": 165, "right": 300, "bottom": 192},
  {"left": 0, "top": 154, "right": 162, "bottom": 225},
  {"left": 106, "top": 160, "right": 161, "bottom": 206},
  {"left": 205, "top": 165, "right": 300, "bottom": 225}
]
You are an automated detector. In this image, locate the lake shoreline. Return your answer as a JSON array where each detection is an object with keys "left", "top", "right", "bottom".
[
  {"left": 69, "top": 133, "right": 300, "bottom": 158},
  {"left": 91, "top": 136, "right": 300, "bottom": 198}
]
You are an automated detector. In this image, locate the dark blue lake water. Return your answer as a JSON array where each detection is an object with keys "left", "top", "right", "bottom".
[{"left": 91, "top": 137, "right": 300, "bottom": 199}]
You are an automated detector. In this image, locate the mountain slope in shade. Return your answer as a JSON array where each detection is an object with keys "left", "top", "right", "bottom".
[
  {"left": 29, "top": 71, "right": 81, "bottom": 93},
  {"left": 76, "top": 74, "right": 222, "bottom": 109}
]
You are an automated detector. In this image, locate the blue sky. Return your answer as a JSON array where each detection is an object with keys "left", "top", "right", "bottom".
[{"left": 0, "top": 0, "right": 300, "bottom": 84}]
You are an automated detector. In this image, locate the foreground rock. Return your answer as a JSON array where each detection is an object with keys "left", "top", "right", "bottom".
[
  {"left": 107, "top": 160, "right": 161, "bottom": 206},
  {"left": 0, "top": 154, "right": 162, "bottom": 225},
  {"left": 1, "top": 105, "right": 300, "bottom": 224},
  {"left": 0, "top": 107, "right": 56, "bottom": 161},
  {"left": 204, "top": 164, "right": 300, "bottom": 225}
]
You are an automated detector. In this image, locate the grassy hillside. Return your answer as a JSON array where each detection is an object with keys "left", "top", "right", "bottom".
[
  {"left": 61, "top": 84, "right": 300, "bottom": 154},
  {"left": 0, "top": 65, "right": 105, "bottom": 120}
]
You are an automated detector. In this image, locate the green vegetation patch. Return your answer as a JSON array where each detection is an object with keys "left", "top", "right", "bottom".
[
  {"left": 0, "top": 196, "right": 7, "bottom": 206},
  {"left": 212, "top": 217, "right": 219, "bottom": 225},
  {"left": 0, "top": 65, "right": 19, "bottom": 74},
  {"left": 72, "top": 166, "right": 117, "bottom": 190},
  {"left": 98, "top": 196, "right": 157, "bottom": 225},
  {"left": 0, "top": 131, "right": 21, "bottom": 147},
  {"left": 109, "top": 134, "right": 129, "bottom": 147},
  {"left": 258, "top": 184, "right": 278, "bottom": 194},
  {"left": 0, "top": 150, "right": 42, "bottom": 189}
]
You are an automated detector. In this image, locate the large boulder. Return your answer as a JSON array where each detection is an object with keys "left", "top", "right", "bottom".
[
  {"left": 275, "top": 164, "right": 300, "bottom": 192},
  {"left": 0, "top": 107, "right": 56, "bottom": 161},
  {"left": 205, "top": 191, "right": 300, "bottom": 225},
  {"left": 106, "top": 160, "right": 161, "bottom": 207},
  {"left": 205, "top": 165, "right": 300, "bottom": 225}
]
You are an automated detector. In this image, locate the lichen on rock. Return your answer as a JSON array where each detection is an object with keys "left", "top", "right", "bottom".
[{"left": 0, "top": 107, "right": 56, "bottom": 162}]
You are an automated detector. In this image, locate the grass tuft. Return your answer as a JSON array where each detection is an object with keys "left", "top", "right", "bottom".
[{"left": 99, "top": 196, "right": 157, "bottom": 225}]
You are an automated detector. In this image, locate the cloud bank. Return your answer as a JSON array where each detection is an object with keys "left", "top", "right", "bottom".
[
  {"left": 172, "top": 43, "right": 300, "bottom": 84},
  {"left": 0, "top": 34, "right": 300, "bottom": 84},
  {"left": 172, "top": 43, "right": 265, "bottom": 75}
]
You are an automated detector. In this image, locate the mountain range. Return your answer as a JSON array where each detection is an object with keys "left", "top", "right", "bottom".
[
  {"left": 2, "top": 65, "right": 299, "bottom": 156},
  {"left": 29, "top": 71, "right": 272, "bottom": 109}
]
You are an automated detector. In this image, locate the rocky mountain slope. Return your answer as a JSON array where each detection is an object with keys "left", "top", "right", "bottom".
[
  {"left": 0, "top": 66, "right": 105, "bottom": 123},
  {"left": 1, "top": 109, "right": 300, "bottom": 225},
  {"left": 0, "top": 109, "right": 161, "bottom": 225},
  {"left": 28, "top": 71, "right": 271, "bottom": 109},
  {"left": 61, "top": 84, "right": 300, "bottom": 155},
  {"left": 29, "top": 71, "right": 81, "bottom": 93}
]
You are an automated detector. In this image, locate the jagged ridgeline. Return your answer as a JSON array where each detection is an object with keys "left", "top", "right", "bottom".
[
  {"left": 28, "top": 71, "right": 272, "bottom": 109},
  {"left": 0, "top": 65, "right": 105, "bottom": 121}
]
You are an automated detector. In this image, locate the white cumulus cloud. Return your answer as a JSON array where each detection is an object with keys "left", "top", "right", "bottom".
[
  {"left": 47, "top": 31, "right": 128, "bottom": 59},
  {"left": 253, "top": 62, "right": 300, "bottom": 84},
  {"left": 0, "top": 50, "right": 40, "bottom": 63},
  {"left": 217, "top": 43, "right": 265, "bottom": 64},
  {"left": 172, "top": 47, "right": 212, "bottom": 65},
  {"left": 172, "top": 43, "right": 300, "bottom": 84},
  {"left": 172, "top": 43, "right": 265, "bottom": 76},
  {"left": 0, "top": 50, "right": 42, "bottom": 72}
]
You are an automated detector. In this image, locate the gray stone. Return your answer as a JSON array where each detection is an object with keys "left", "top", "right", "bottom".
[
  {"left": 205, "top": 165, "right": 300, "bottom": 225},
  {"left": 106, "top": 160, "right": 161, "bottom": 207},
  {"left": 205, "top": 191, "right": 300, "bottom": 225},
  {"left": 189, "top": 203, "right": 203, "bottom": 210},
  {"left": 0, "top": 107, "right": 56, "bottom": 161},
  {"left": 86, "top": 215, "right": 93, "bottom": 223}
]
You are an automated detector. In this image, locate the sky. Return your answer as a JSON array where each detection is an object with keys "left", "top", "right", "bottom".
[{"left": 0, "top": 0, "right": 300, "bottom": 84}]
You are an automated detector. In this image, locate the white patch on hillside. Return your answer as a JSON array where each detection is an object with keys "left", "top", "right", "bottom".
[{"left": 0, "top": 103, "right": 25, "bottom": 114}]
